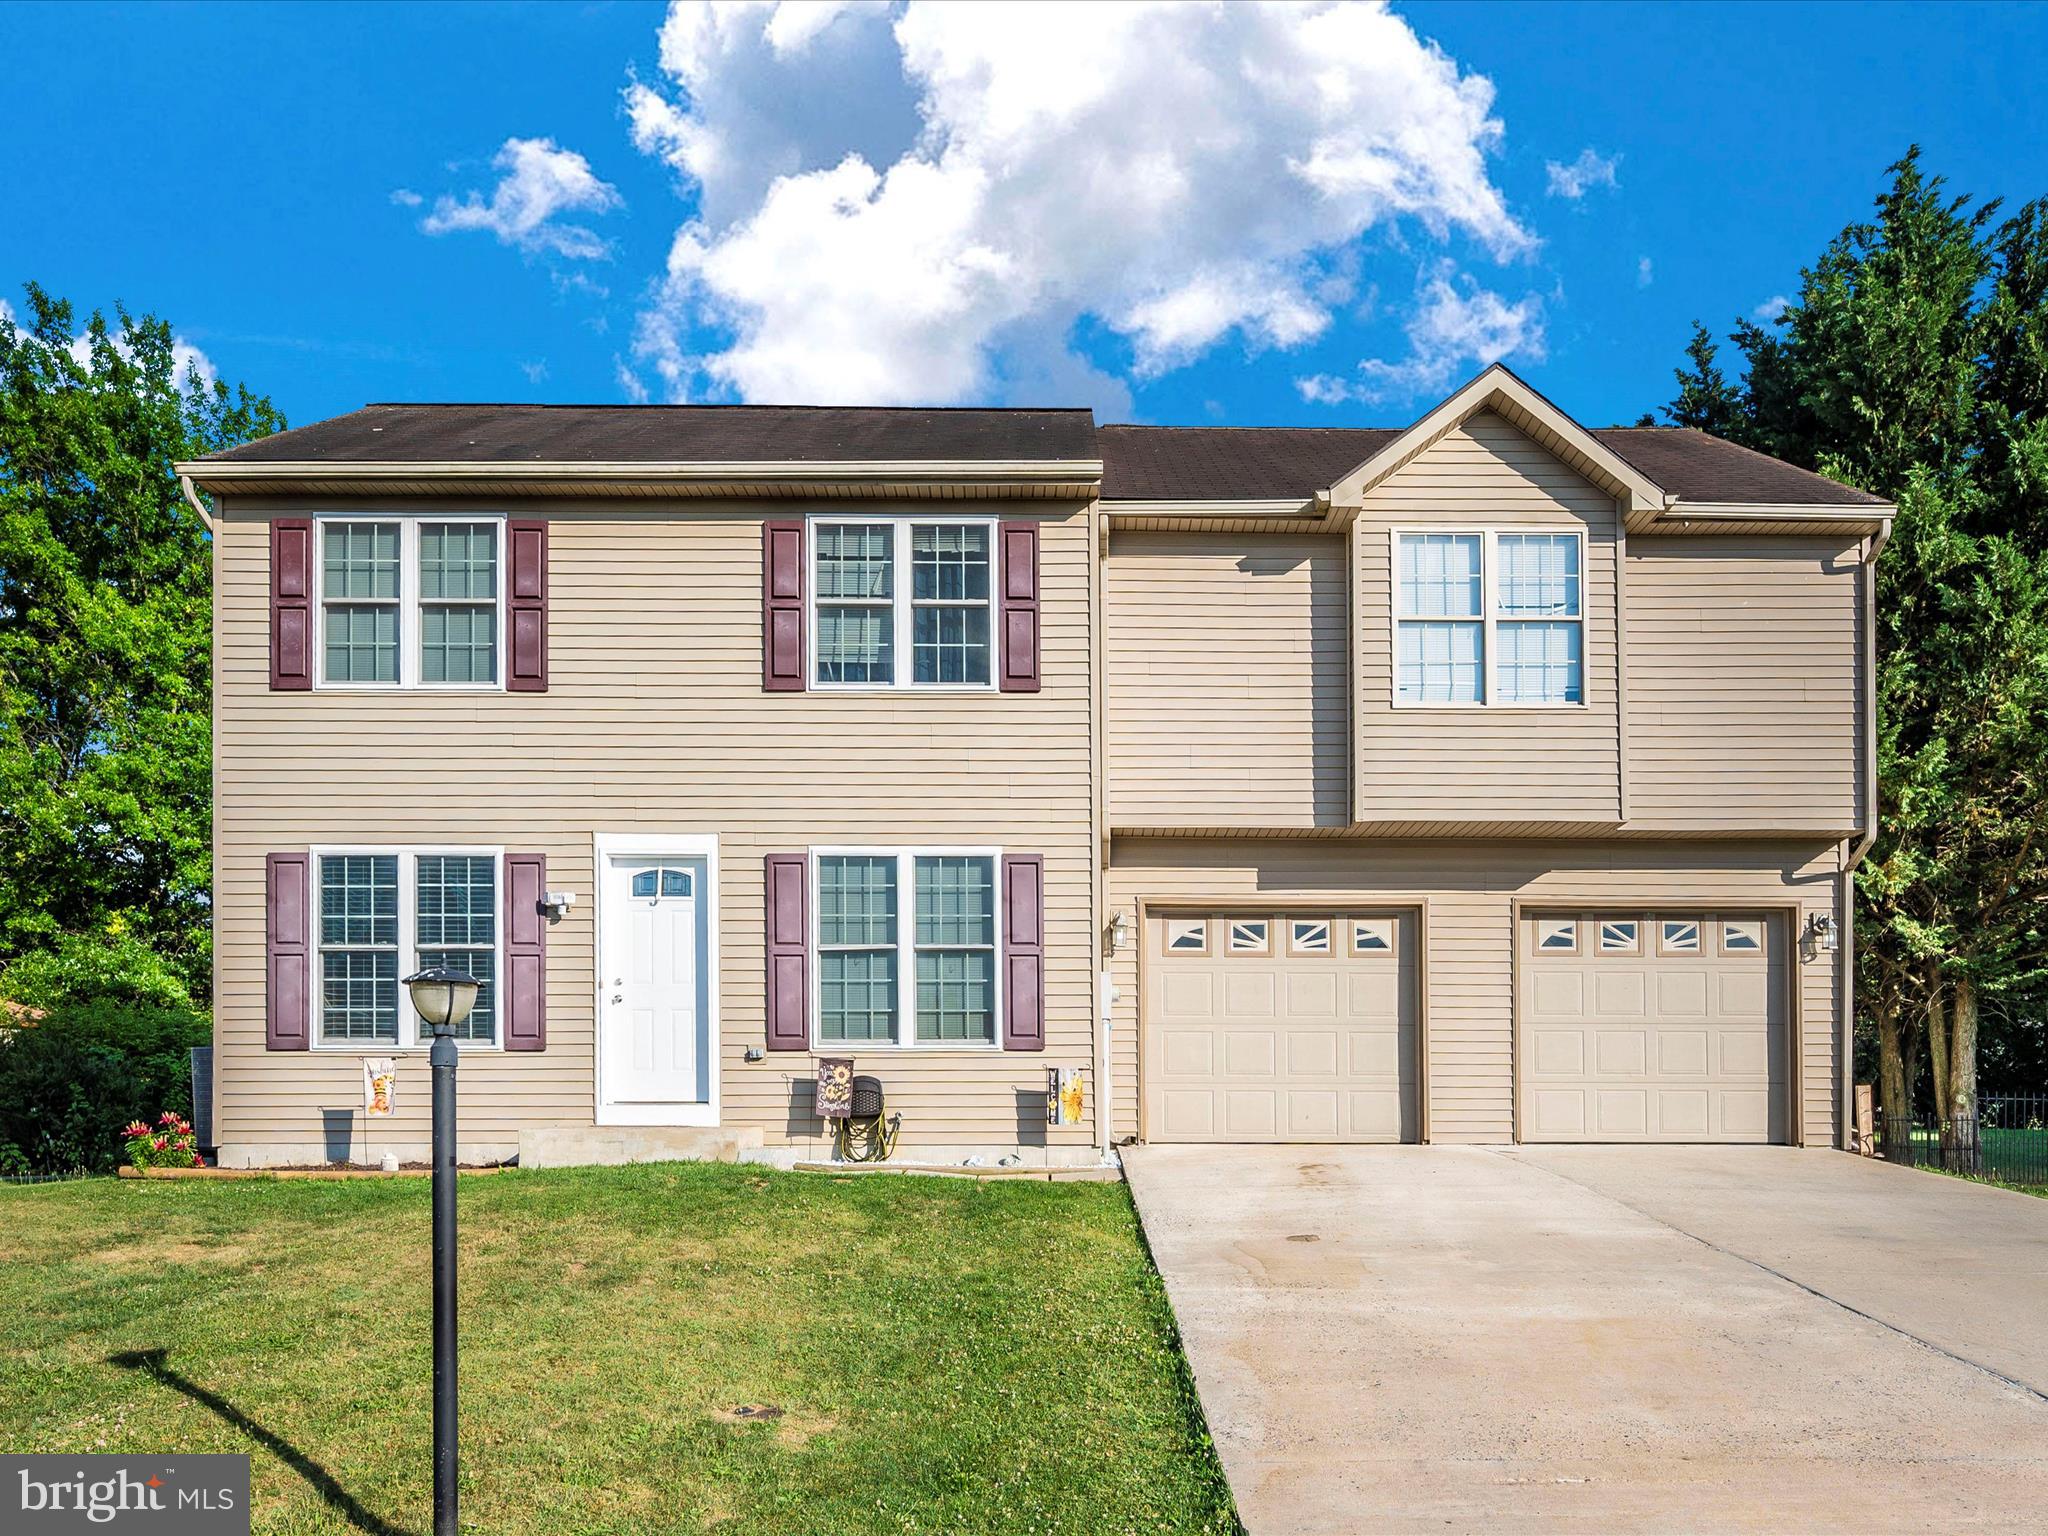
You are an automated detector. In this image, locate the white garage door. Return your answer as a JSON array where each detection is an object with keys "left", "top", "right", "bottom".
[
  {"left": 1145, "top": 911, "right": 1418, "bottom": 1143},
  {"left": 1520, "top": 912, "right": 1786, "bottom": 1143}
]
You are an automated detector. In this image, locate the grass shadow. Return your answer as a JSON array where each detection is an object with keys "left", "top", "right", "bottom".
[{"left": 108, "top": 1348, "right": 415, "bottom": 1536}]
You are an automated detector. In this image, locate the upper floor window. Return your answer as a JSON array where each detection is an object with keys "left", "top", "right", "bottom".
[
  {"left": 812, "top": 517, "right": 994, "bottom": 689},
  {"left": 1394, "top": 529, "right": 1582, "bottom": 706},
  {"left": 318, "top": 516, "right": 503, "bottom": 689}
]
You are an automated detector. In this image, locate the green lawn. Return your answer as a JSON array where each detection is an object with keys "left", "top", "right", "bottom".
[{"left": 2, "top": 1165, "right": 1237, "bottom": 1535}]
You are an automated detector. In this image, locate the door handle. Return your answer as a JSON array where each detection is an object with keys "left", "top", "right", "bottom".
[{"left": 611, "top": 993, "right": 623, "bottom": 1003}]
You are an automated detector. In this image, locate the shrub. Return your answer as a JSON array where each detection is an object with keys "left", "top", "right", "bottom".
[{"left": 0, "top": 984, "right": 210, "bottom": 1175}]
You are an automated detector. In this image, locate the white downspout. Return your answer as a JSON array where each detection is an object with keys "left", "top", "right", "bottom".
[
  {"left": 179, "top": 473, "right": 216, "bottom": 534},
  {"left": 1839, "top": 517, "right": 1892, "bottom": 1149}
]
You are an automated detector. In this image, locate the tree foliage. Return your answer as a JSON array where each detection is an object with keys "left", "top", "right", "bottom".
[
  {"left": 0, "top": 282, "right": 283, "bottom": 1002},
  {"left": 1660, "top": 150, "right": 2048, "bottom": 1154}
]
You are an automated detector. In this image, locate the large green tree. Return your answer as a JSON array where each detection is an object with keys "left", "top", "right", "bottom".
[
  {"left": 0, "top": 283, "right": 282, "bottom": 1002},
  {"left": 1660, "top": 151, "right": 2048, "bottom": 1166}
]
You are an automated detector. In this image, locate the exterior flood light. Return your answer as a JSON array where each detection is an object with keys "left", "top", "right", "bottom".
[{"left": 404, "top": 966, "right": 480, "bottom": 1036}]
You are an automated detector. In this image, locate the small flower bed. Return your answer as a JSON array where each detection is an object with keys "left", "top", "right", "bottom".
[{"left": 124, "top": 1112, "right": 200, "bottom": 1170}]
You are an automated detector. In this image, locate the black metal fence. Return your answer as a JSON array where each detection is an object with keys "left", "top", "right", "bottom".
[{"left": 1876, "top": 1095, "right": 2048, "bottom": 1187}]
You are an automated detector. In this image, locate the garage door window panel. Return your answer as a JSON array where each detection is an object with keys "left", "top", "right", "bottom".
[
  {"left": 1165, "top": 918, "right": 1209, "bottom": 955},
  {"left": 1227, "top": 919, "right": 1269, "bottom": 955},
  {"left": 1288, "top": 919, "right": 1332, "bottom": 956},
  {"left": 1599, "top": 919, "right": 1640, "bottom": 953},
  {"left": 1659, "top": 919, "right": 1701, "bottom": 955},
  {"left": 1350, "top": 918, "right": 1396, "bottom": 956},
  {"left": 1721, "top": 919, "right": 1763, "bottom": 953},
  {"left": 1536, "top": 917, "right": 1578, "bottom": 953}
]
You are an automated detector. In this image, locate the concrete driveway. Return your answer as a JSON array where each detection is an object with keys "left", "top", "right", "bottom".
[{"left": 1125, "top": 1145, "right": 2048, "bottom": 1534}]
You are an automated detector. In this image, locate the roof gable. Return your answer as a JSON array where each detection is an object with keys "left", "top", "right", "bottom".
[{"left": 1326, "top": 364, "right": 1665, "bottom": 516}]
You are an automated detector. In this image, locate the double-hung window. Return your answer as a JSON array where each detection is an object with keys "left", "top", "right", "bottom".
[
  {"left": 317, "top": 516, "right": 504, "bottom": 688},
  {"left": 314, "top": 848, "right": 500, "bottom": 1047},
  {"left": 1394, "top": 529, "right": 1583, "bottom": 706},
  {"left": 812, "top": 518, "right": 995, "bottom": 688},
  {"left": 814, "top": 850, "right": 1000, "bottom": 1046}
]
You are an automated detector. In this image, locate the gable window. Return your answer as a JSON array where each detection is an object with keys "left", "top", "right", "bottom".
[
  {"left": 815, "top": 850, "right": 1000, "bottom": 1046},
  {"left": 317, "top": 517, "right": 503, "bottom": 689},
  {"left": 1394, "top": 529, "right": 1583, "bottom": 706},
  {"left": 812, "top": 517, "right": 995, "bottom": 689},
  {"left": 315, "top": 848, "right": 499, "bottom": 1048}
]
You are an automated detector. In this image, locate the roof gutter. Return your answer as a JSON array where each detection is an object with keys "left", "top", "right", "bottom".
[
  {"left": 174, "top": 458, "right": 1104, "bottom": 489},
  {"left": 1839, "top": 514, "right": 1892, "bottom": 1151}
]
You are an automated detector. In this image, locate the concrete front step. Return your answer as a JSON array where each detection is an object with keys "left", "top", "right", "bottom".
[{"left": 518, "top": 1126, "right": 766, "bottom": 1169}]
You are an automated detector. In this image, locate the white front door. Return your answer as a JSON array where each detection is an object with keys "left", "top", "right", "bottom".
[{"left": 602, "top": 855, "right": 710, "bottom": 1110}]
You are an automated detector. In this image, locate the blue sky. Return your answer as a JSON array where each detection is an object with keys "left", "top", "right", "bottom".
[{"left": 5, "top": 1, "right": 2046, "bottom": 433}]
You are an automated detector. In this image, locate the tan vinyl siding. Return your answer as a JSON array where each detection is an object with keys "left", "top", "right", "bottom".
[
  {"left": 1107, "top": 838, "right": 1842, "bottom": 1146},
  {"left": 1105, "top": 531, "right": 1348, "bottom": 828},
  {"left": 1354, "top": 412, "right": 1622, "bottom": 824},
  {"left": 1624, "top": 535, "right": 1861, "bottom": 833},
  {"left": 212, "top": 498, "right": 1096, "bottom": 1159}
]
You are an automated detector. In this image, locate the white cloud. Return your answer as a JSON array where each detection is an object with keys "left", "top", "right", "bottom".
[
  {"left": 1545, "top": 147, "right": 1618, "bottom": 200},
  {"left": 614, "top": 356, "right": 650, "bottom": 403},
  {"left": 389, "top": 188, "right": 424, "bottom": 208},
  {"left": 624, "top": 0, "right": 1532, "bottom": 404},
  {"left": 1637, "top": 255, "right": 1653, "bottom": 288},
  {"left": 519, "top": 360, "right": 549, "bottom": 385},
  {"left": 422, "top": 137, "right": 623, "bottom": 259},
  {"left": 1296, "top": 262, "right": 1544, "bottom": 405},
  {"left": 1754, "top": 293, "right": 1790, "bottom": 320}
]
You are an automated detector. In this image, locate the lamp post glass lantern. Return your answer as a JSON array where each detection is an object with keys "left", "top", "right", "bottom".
[{"left": 404, "top": 965, "right": 477, "bottom": 1536}]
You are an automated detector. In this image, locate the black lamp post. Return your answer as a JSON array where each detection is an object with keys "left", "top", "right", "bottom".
[{"left": 404, "top": 965, "right": 479, "bottom": 1536}]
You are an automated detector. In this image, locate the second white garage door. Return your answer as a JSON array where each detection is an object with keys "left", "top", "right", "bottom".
[
  {"left": 1520, "top": 911, "right": 1787, "bottom": 1143},
  {"left": 1145, "top": 910, "right": 1419, "bottom": 1143}
]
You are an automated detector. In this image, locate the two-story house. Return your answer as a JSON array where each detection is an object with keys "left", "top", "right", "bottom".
[{"left": 178, "top": 365, "right": 1890, "bottom": 1168}]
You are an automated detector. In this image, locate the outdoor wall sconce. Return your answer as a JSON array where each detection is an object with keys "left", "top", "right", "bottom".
[
  {"left": 1106, "top": 910, "right": 1131, "bottom": 954},
  {"left": 541, "top": 890, "right": 576, "bottom": 923},
  {"left": 1805, "top": 913, "right": 1838, "bottom": 953}
]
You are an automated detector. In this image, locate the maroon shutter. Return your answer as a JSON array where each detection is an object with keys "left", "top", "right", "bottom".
[
  {"left": 506, "top": 520, "right": 548, "bottom": 692},
  {"left": 503, "top": 854, "right": 546, "bottom": 1050},
  {"left": 270, "top": 519, "right": 313, "bottom": 690},
  {"left": 764, "top": 853, "right": 810, "bottom": 1050},
  {"left": 998, "top": 521, "right": 1040, "bottom": 693},
  {"left": 266, "top": 852, "right": 311, "bottom": 1050},
  {"left": 1001, "top": 854, "right": 1045, "bottom": 1051},
  {"left": 762, "top": 521, "right": 806, "bottom": 691}
]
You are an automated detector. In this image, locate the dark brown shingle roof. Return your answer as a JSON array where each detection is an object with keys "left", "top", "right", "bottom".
[
  {"left": 203, "top": 400, "right": 1885, "bottom": 509},
  {"left": 1097, "top": 426, "right": 1398, "bottom": 500},
  {"left": 1098, "top": 422, "right": 1885, "bottom": 507},
  {"left": 206, "top": 403, "right": 1099, "bottom": 465}
]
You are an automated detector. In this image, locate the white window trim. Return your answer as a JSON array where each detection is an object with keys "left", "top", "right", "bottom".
[
  {"left": 809, "top": 845, "right": 1004, "bottom": 1050},
  {"left": 807, "top": 514, "right": 1001, "bottom": 692},
  {"left": 1389, "top": 526, "right": 1587, "bottom": 710},
  {"left": 312, "top": 512, "right": 508, "bottom": 692},
  {"left": 592, "top": 832, "right": 722, "bottom": 1128},
  {"left": 308, "top": 844, "right": 505, "bottom": 1052}
]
